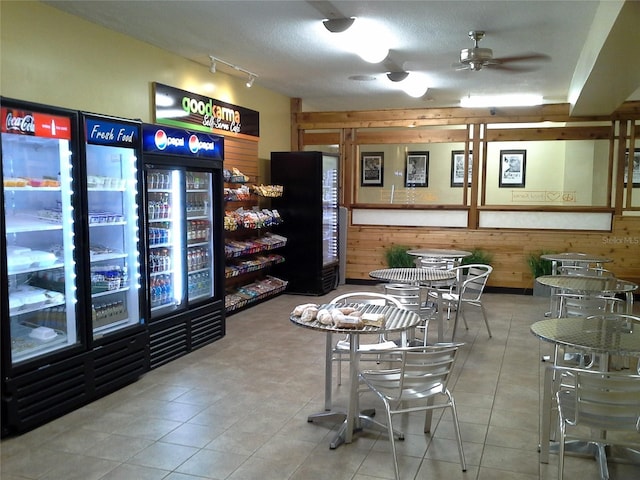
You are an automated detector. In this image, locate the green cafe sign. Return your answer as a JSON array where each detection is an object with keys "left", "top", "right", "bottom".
[{"left": 153, "top": 82, "right": 259, "bottom": 137}]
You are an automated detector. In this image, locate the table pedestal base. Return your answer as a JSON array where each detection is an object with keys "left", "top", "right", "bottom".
[
  {"left": 543, "top": 441, "right": 640, "bottom": 480},
  {"left": 308, "top": 409, "right": 405, "bottom": 450}
]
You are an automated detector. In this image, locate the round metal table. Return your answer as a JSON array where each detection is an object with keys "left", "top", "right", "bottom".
[
  {"left": 536, "top": 274, "right": 638, "bottom": 314},
  {"left": 369, "top": 268, "right": 457, "bottom": 342},
  {"left": 540, "top": 252, "right": 613, "bottom": 275},
  {"left": 291, "top": 303, "right": 422, "bottom": 449},
  {"left": 531, "top": 315, "right": 640, "bottom": 478},
  {"left": 406, "top": 248, "right": 472, "bottom": 259}
]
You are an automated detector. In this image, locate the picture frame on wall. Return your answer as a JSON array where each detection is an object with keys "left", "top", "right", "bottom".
[
  {"left": 451, "top": 150, "right": 472, "bottom": 187},
  {"left": 499, "top": 149, "right": 526, "bottom": 188},
  {"left": 405, "top": 151, "right": 429, "bottom": 187},
  {"left": 624, "top": 148, "right": 640, "bottom": 187},
  {"left": 361, "top": 152, "right": 384, "bottom": 186}
]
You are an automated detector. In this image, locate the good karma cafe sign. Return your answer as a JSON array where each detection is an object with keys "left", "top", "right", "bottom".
[{"left": 153, "top": 82, "right": 259, "bottom": 137}]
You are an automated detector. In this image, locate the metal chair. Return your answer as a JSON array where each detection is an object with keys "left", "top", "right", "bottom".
[
  {"left": 557, "top": 265, "right": 614, "bottom": 277},
  {"left": 429, "top": 264, "right": 493, "bottom": 340},
  {"left": 551, "top": 294, "right": 626, "bottom": 368},
  {"left": 329, "top": 292, "right": 404, "bottom": 387},
  {"left": 554, "top": 366, "right": 640, "bottom": 480},
  {"left": 359, "top": 344, "right": 466, "bottom": 480},
  {"left": 383, "top": 283, "right": 432, "bottom": 346}
]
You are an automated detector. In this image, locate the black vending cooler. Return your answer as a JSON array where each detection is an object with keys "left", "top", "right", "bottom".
[
  {"left": 141, "top": 124, "right": 225, "bottom": 369},
  {"left": 270, "top": 151, "right": 340, "bottom": 295}
]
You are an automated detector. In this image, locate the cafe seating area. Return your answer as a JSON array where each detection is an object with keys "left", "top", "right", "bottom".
[{"left": 2, "top": 284, "right": 638, "bottom": 480}]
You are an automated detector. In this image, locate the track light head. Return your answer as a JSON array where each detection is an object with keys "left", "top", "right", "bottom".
[
  {"left": 209, "top": 56, "right": 217, "bottom": 74},
  {"left": 387, "top": 71, "right": 409, "bottom": 82},
  {"left": 246, "top": 74, "right": 256, "bottom": 88},
  {"left": 323, "top": 17, "right": 355, "bottom": 33}
]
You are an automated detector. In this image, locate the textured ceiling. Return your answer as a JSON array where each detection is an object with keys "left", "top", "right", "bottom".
[{"left": 45, "top": 0, "right": 640, "bottom": 114}]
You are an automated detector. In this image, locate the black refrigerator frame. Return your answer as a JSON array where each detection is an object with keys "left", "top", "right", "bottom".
[
  {"left": 1, "top": 97, "right": 88, "bottom": 437},
  {"left": 270, "top": 151, "right": 340, "bottom": 295},
  {"left": 78, "top": 112, "right": 148, "bottom": 399},
  {"left": 141, "top": 123, "right": 225, "bottom": 369}
]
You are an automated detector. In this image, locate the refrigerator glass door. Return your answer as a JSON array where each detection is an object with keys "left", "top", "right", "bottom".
[
  {"left": 2, "top": 114, "right": 79, "bottom": 364},
  {"left": 85, "top": 143, "right": 142, "bottom": 338},
  {"left": 322, "top": 154, "right": 339, "bottom": 266},
  {"left": 147, "top": 167, "right": 183, "bottom": 318},
  {"left": 186, "top": 170, "right": 213, "bottom": 303}
]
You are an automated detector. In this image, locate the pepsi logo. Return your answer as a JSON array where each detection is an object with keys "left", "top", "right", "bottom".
[
  {"left": 188, "top": 134, "right": 199, "bottom": 154},
  {"left": 154, "top": 129, "right": 167, "bottom": 150}
]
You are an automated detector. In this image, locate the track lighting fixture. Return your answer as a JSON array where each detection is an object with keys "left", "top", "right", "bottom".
[
  {"left": 386, "top": 71, "right": 409, "bottom": 82},
  {"left": 208, "top": 55, "right": 258, "bottom": 88},
  {"left": 322, "top": 17, "right": 355, "bottom": 33}
]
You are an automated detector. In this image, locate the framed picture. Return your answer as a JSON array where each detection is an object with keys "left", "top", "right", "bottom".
[
  {"left": 405, "top": 151, "right": 429, "bottom": 187},
  {"left": 624, "top": 148, "right": 640, "bottom": 187},
  {"left": 451, "top": 150, "right": 472, "bottom": 187},
  {"left": 499, "top": 149, "right": 526, "bottom": 188},
  {"left": 361, "top": 152, "right": 384, "bottom": 186}
]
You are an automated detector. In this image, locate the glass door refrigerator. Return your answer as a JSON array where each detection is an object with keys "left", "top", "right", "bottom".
[
  {"left": 141, "top": 124, "right": 225, "bottom": 369},
  {"left": 270, "top": 151, "right": 340, "bottom": 295},
  {"left": 79, "top": 113, "right": 147, "bottom": 397},
  {"left": 1, "top": 98, "right": 86, "bottom": 436}
]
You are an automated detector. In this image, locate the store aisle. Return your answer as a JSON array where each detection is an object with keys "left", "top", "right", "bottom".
[{"left": 1, "top": 285, "right": 638, "bottom": 480}]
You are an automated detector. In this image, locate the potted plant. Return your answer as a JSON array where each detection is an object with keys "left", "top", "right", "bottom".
[
  {"left": 527, "top": 250, "right": 554, "bottom": 296},
  {"left": 384, "top": 245, "right": 415, "bottom": 268},
  {"left": 461, "top": 248, "right": 493, "bottom": 266}
]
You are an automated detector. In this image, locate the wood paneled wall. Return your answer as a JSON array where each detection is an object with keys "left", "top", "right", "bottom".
[
  {"left": 345, "top": 214, "right": 640, "bottom": 289},
  {"left": 292, "top": 102, "right": 640, "bottom": 290},
  {"left": 224, "top": 137, "right": 259, "bottom": 181}
]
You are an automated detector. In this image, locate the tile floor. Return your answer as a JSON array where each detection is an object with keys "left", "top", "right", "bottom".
[{"left": 1, "top": 285, "right": 639, "bottom": 480}]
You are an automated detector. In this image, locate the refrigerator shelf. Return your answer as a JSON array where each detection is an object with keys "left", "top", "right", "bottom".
[
  {"left": 3, "top": 186, "right": 62, "bottom": 192},
  {"left": 4, "top": 214, "right": 63, "bottom": 233},
  {"left": 150, "top": 269, "right": 173, "bottom": 277},
  {"left": 7, "top": 261, "right": 65, "bottom": 276},
  {"left": 11, "top": 322, "right": 68, "bottom": 363},
  {"left": 91, "top": 285, "right": 130, "bottom": 297},
  {"left": 89, "top": 252, "right": 127, "bottom": 263}
]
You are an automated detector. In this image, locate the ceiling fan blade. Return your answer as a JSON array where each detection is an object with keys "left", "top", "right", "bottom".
[
  {"left": 487, "top": 63, "right": 540, "bottom": 73},
  {"left": 451, "top": 62, "right": 471, "bottom": 71},
  {"left": 493, "top": 53, "right": 551, "bottom": 64}
]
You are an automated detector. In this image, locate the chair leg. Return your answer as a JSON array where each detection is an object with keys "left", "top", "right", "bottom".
[
  {"left": 385, "top": 408, "right": 401, "bottom": 480},
  {"left": 451, "top": 297, "right": 463, "bottom": 341},
  {"left": 480, "top": 303, "right": 492, "bottom": 337},
  {"left": 558, "top": 422, "right": 566, "bottom": 480},
  {"left": 449, "top": 400, "right": 467, "bottom": 471}
]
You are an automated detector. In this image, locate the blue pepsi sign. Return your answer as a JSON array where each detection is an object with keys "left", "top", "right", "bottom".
[
  {"left": 85, "top": 118, "right": 139, "bottom": 147},
  {"left": 142, "top": 124, "right": 223, "bottom": 159}
]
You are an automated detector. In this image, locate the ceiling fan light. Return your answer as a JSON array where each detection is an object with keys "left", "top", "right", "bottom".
[
  {"left": 356, "top": 42, "right": 389, "bottom": 63},
  {"left": 400, "top": 73, "right": 428, "bottom": 98}
]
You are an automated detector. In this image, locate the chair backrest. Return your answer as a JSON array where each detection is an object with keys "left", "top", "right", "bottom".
[
  {"left": 454, "top": 264, "right": 492, "bottom": 302},
  {"left": 416, "top": 257, "right": 457, "bottom": 270},
  {"left": 555, "top": 293, "right": 625, "bottom": 318},
  {"left": 558, "top": 265, "right": 614, "bottom": 277},
  {"left": 330, "top": 291, "right": 404, "bottom": 308},
  {"left": 361, "top": 344, "right": 461, "bottom": 401},
  {"left": 383, "top": 284, "right": 422, "bottom": 313},
  {"left": 557, "top": 367, "right": 640, "bottom": 432}
]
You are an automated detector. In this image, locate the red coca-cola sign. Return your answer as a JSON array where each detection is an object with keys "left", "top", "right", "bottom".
[{"left": 2, "top": 107, "right": 71, "bottom": 140}]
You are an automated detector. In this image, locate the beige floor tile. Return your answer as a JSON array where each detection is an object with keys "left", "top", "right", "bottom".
[{"left": 2, "top": 289, "right": 636, "bottom": 480}]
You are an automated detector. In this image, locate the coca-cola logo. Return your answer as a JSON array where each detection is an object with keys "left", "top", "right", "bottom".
[{"left": 5, "top": 112, "right": 35, "bottom": 134}]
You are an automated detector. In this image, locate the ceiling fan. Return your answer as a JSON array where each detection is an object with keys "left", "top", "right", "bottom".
[{"left": 454, "top": 30, "right": 550, "bottom": 72}]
